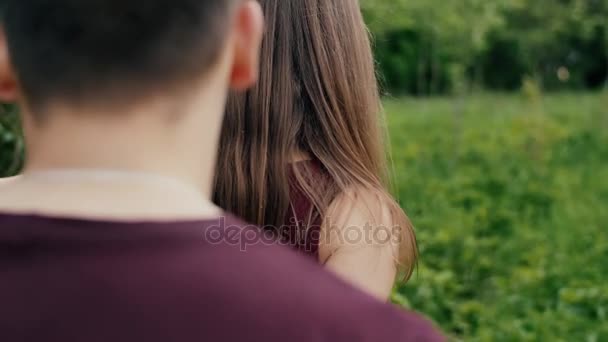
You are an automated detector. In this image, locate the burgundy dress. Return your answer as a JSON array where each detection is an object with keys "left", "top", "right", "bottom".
[{"left": 283, "top": 160, "right": 331, "bottom": 260}]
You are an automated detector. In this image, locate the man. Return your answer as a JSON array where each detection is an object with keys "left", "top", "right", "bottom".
[{"left": 0, "top": 0, "right": 443, "bottom": 341}]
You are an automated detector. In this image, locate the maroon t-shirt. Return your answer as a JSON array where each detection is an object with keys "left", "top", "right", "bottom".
[{"left": 0, "top": 213, "right": 443, "bottom": 341}]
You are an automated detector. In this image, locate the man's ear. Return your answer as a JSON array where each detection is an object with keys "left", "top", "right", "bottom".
[
  {"left": 228, "top": 0, "right": 264, "bottom": 91},
  {"left": 0, "top": 27, "right": 18, "bottom": 103}
]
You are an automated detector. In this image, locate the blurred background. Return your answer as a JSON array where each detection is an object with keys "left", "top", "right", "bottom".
[
  {"left": 1, "top": 0, "right": 608, "bottom": 340},
  {"left": 361, "top": 0, "right": 608, "bottom": 340}
]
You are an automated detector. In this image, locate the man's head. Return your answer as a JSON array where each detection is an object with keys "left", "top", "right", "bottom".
[{"left": 0, "top": 0, "right": 263, "bottom": 115}]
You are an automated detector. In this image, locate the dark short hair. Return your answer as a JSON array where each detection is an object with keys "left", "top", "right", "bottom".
[{"left": 2, "top": 0, "right": 235, "bottom": 110}]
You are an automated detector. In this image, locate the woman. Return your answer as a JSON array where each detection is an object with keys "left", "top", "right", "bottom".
[{"left": 213, "top": 0, "right": 417, "bottom": 300}]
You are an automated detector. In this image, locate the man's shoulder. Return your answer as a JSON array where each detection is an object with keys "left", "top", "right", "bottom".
[
  {"left": 0, "top": 213, "right": 443, "bottom": 341},
  {"left": 169, "top": 219, "right": 444, "bottom": 341}
]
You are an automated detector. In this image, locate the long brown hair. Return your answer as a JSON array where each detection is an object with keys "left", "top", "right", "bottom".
[{"left": 213, "top": 0, "right": 417, "bottom": 279}]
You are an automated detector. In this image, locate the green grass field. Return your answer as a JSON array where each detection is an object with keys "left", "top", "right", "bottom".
[{"left": 386, "top": 92, "right": 608, "bottom": 341}]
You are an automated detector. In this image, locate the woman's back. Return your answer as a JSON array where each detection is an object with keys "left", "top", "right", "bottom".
[{"left": 214, "top": 0, "right": 418, "bottom": 298}]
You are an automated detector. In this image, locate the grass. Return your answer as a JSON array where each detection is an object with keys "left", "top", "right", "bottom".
[{"left": 387, "top": 91, "right": 608, "bottom": 341}]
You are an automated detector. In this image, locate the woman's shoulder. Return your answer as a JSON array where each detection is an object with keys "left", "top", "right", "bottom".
[
  {"left": 319, "top": 185, "right": 406, "bottom": 261},
  {"left": 326, "top": 186, "right": 397, "bottom": 227}
]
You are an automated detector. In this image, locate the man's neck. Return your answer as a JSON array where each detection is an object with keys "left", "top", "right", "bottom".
[
  {"left": 0, "top": 95, "right": 226, "bottom": 221},
  {"left": 26, "top": 113, "right": 209, "bottom": 193}
]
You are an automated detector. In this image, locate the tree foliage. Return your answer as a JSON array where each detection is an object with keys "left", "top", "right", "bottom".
[{"left": 363, "top": 0, "right": 608, "bottom": 95}]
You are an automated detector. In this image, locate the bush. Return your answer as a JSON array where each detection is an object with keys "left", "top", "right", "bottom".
[
  {"left": 373, "top": 28, "right": 453, "bottom": 96},
  {"left": 0, "top": 104, "right": 23, "bottom": 177},
  {"left": 478, "top": 32, "right": 528, "bottom": 91}
]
